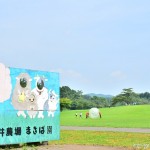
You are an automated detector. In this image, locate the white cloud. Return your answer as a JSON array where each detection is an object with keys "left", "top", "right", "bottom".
[
  {"left": 50, "top": 68, "right": 89, "bottom": 85},
  {"left": 110, "top": 70, "right": 126, "bottom": 80},
  {"left": 51, "top": 68, "right": 81, "bottom": 77}
]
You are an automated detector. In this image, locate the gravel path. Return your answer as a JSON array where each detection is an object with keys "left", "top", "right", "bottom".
[{"left": 61, "top": 126, "right": 150, "bottom": 133}]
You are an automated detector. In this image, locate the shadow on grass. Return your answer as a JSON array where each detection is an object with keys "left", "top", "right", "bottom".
[{"left": 0, "top": 141, "right": 48, "bottom": 149}]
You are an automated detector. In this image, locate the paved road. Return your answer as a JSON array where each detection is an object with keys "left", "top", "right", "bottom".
[{"left": 61, "top": 126, "right": 150, "bottom": 133}]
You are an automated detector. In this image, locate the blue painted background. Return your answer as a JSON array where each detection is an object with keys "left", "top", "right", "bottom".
[{"left": 0, "top": 67, "right": 60, "bottom": 145}]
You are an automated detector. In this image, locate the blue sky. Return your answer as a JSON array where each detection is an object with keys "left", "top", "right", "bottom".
[{"left": 0, "top": 0, "right": 150, "bottom": 95}]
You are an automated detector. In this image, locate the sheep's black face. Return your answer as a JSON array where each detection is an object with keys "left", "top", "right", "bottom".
[
  {"left": 37, "top": 79, "right": 44, "bottom": 90},
  {"left": 20, "top": 78, "right": 27, "bottom": 88}
]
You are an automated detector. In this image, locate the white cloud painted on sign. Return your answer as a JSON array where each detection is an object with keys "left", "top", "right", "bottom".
[{"left": 0, "top": 63, "right": 12, "bottom": 102}]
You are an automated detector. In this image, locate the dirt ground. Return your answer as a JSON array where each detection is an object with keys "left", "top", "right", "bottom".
[
  {"left": 11, "top": 144, "right": 129, "bottom": 150},
  {"left": 36, "top": 145, "right": 129, "bottom": 150}
]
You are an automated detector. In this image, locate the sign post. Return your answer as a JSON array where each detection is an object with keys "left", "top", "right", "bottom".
[{"left": 0, "top": 63, "right": 60, "bottom": 145}]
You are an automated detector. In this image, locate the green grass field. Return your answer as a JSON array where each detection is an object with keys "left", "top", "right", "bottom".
[
  {"left": 49, "top": 130, "right": 150, "bottom": 149},
  {"left": 3, "top": 105, "right": 150, "bottom": 149},
  {"left": 5, "top": 131, "right": 150, "bottom": 149},
  {"left": 61, "top": 105, "right": 150, "bottom": 128}
]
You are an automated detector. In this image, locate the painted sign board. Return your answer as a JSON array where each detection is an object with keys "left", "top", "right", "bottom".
[{"left": 0, "top": 63, "right": 60, "bottom": 145}]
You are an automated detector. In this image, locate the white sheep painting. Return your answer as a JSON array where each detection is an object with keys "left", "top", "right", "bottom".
[
  {"left": 0, "top": 64, "right": 59, "bottom": 120},
  {"left": 0, "top": 64, "right": 60, "bottom": 145},
  {"left": 32, "top": 75, "right": 49, "bottom": 119},
  {"left": 12, "top": 73, "right": 32, "bottom": 118},
  {"left": 0, "top": 63, "right": 12, "bottom": 102},
  {"left": 44, "top": 90, "right": 59, "bottom": 117}
]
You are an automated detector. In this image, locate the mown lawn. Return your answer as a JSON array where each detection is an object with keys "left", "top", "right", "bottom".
[
  {"left": 3, "top": 131, "right": 150, "bottom": 150},
  {"left": 49, "top": 130, "right": 150, "bottom": 149},
  {"left": 60, "top": 105, "right": 150, "bottom": 128},
  {"left": 2, "top": 105, "right": 150, "bottom": 149}
]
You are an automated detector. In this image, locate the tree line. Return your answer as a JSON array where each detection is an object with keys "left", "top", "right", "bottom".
[{"left": 60, "top": 86, "right": 150, "bottom": 111}]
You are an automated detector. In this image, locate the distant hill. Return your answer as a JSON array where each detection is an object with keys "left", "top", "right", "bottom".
[{"left": 85, "top": 93, "right": 114, "bottom": 99}]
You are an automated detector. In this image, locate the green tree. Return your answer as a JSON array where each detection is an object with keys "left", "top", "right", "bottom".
[
  {"left": 121, "top": 88, "right": 134, "bottom": 104},
  {"left": 112, "top": 88, "right": 138, "bottom": 105},
  {"left": 60, "top": 86, "right": 72, "bottom": 98},
  {"left": 139, "top": 92, "right": 150, "bottom": 100},
  {"left": 71, "top": 101, "right": 78, "bottom": 110},
  {"left": 60, "top": 98, "right": 72, "bottom": 111},
  {"left": 90, "top": 96, "right": 108, "bottom": 108},
  {"left": 60, "top": 86, "right": 83, "bottom": 100},
  {"left": 112, "top": 95, "right": 126, "bottom": 106}
]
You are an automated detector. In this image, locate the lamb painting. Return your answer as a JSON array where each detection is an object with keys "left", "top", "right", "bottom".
[
  {"left": 0, "top": 63, "right": 60, "bottom": 145},
  {"left": 26, "top": 91, "right": 38, "bottom": 119}
]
